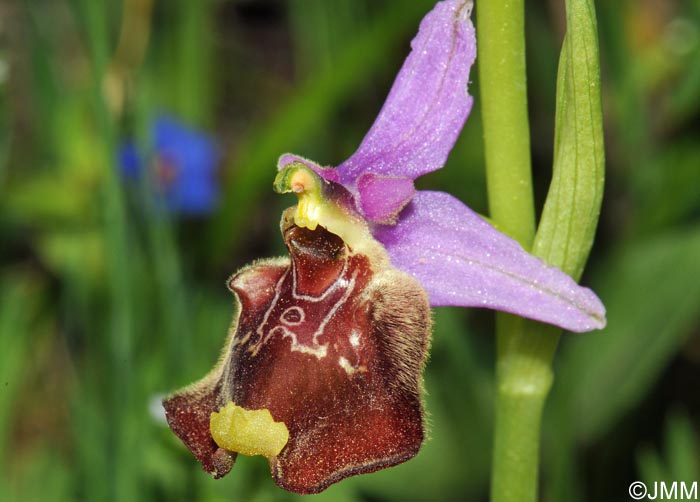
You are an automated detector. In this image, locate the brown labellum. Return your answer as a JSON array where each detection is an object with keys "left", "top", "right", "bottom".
[{"left": 163, "top": 216, "right": 431, "bottom": 494}]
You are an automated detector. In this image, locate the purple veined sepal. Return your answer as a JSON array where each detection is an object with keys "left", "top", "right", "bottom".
[
  {"left": 336, "top": 0, "right": 476, "bottom": 184},
  {"left": 279, "top": 0, "right": 477, "bottom": 225},
  {"left": 373, "top": 191, "right": 607, "bottom": 332},
  {"left": 163, "top": 211, "right": 431, "bottom": 494}
]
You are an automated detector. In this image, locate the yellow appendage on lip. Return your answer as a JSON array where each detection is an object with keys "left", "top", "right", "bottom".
[{"left": 210, "top": 402, "right": 289, "bottom": 458}]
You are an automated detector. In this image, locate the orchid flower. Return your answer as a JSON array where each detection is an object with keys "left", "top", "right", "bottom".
[{"left": 163, "top": 0, "right": 606, "bottom": 495}]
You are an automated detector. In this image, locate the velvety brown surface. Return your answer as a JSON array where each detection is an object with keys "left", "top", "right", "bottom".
[
  {"left": 162, "top": 381, "right": 235, "bottom": 479},
  {"left": 163, "top": 223, "right": 431, "bottom": 493}
]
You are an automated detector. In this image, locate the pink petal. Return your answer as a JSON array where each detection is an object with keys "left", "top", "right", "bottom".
[{"left": 357, "top": 173, "right": 415, "bottom": 224}]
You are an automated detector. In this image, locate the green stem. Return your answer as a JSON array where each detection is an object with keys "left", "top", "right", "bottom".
[
  {"left": 477, "top": 0, "right": 535, "bottom": 248},
  {"left": 480, "top": 0, "right": 604, "bottom": 497},
  {"left": 477, "top": 1, "right": 558, "bottom": 501},
  {"left": 491, "top": 318, "right": 560, "bottom": 502}
]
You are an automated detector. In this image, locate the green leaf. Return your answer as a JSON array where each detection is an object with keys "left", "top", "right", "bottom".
[
  {"left": 556, "top": 229, "right": 700, "bottom": 444},
  {"left": 665, "top": 411, "right": 699, "bottom": 484},
  {"left": 631, "top": 142, "right": 700, "bottom": 236},
  {"left": 638, "top": 410, "right": 699, "bottom": 486},
  {"left": 533, "top": 0, "right": 605, "bottom": 280},
  {"left": 638, "top": 448, "right": 669, "bottom": 488}
]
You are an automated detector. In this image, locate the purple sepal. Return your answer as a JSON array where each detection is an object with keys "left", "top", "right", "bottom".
[
  {"left": 278, "top": 1, "right": 476, "bottom": 224},
  {"left": 373, "top": 191, "right": 607, "bottom": 332},
  {"left": 336, "top": 0, "right": 476, "bottom": 186}
]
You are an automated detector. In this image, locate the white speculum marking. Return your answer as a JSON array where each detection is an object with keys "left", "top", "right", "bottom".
[
  {"left": 248, "top": 259, "right": 361, "bottom": 366},
  {"left": 280, "top": 306, "right": 305, "bottom": 326}
]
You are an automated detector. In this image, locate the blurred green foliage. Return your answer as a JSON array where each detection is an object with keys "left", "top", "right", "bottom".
[{"left": 0, "top": 1, "right": 698, "bottom": 501}]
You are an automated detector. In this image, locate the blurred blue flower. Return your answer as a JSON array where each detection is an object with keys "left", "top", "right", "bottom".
[{"left": 118, "top": 115, "right": 220, "bottom": 215}]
